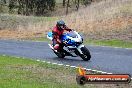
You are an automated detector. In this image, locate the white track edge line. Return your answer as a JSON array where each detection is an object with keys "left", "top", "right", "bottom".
[{"left": 2, "top": 55, "right": 132, "bottom": 80}]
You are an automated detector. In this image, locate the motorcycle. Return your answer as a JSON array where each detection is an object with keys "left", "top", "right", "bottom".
[{"left": 47, "top": 30, "right": 91, "bottom": 61}]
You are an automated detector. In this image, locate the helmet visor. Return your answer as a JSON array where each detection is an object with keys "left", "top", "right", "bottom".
[
  {"left": 60, "top": 25, "right": 64, "bottom": 29},
  {"left": 59, "top": 24, "right": 65, "bottom": 30}
]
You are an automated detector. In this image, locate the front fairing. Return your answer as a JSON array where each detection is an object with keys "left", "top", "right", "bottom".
[{"left": 61, "top": 31, "right": 83, "bottom": 46}]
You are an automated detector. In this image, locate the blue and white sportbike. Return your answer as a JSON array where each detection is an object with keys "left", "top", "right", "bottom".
[{"left": 47, "top": 30, "right": 91, "bottom": 61}]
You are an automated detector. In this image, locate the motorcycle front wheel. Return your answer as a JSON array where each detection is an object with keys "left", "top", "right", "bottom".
[{"left": 79, "top": 46, "right": 91, "bottom": 61}]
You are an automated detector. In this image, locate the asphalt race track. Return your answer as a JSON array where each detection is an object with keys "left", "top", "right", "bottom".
[{"left": 0, "top": 40, "right": 132, "bottom": 76}]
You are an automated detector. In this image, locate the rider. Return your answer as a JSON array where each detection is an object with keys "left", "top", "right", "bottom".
[{"left": 52, "top": 20, "right": 72, "bottom": 51}]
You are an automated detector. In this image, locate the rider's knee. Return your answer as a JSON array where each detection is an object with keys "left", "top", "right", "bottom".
[{"left": 54, "top": 44, "right": 59, "bottom": 50}]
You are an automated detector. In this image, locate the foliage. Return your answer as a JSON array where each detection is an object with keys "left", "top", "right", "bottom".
[
  {"left": 0, "top": 55, "right": 94, "bottom": 88},
  {"left": 1, "top": 0, "right": 93, "bottom": 15},
  {"left": 0, "top": 0, "right": 7, "bottom": 13},
  {"left": 8, "top": 0, "right": 56, "bottom": 16}
]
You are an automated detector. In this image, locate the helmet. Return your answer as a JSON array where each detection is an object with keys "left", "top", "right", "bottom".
[{"left": 56, "top": 20, "right": 66, "bottom": 30}]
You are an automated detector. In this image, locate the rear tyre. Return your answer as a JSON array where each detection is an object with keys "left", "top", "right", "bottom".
[
  {"left": 54, "top": 51, "right": 65, "bottom": 58},
  {"left": 79, "top": 46, "right": 91, "bottom": 61}
]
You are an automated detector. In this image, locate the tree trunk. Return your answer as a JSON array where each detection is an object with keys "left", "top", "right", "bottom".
[
  {"left": 63, "top": 0, "right": 66, "bottom": 7},
  {"left": 25, "top": 0, "right": 29, "bottom": 16},
  {"left": 76, "top": 0, "right": 79, "bottom": 10},
  {"left": 66, "top": 0, "right": 70, "bottom": 15}
]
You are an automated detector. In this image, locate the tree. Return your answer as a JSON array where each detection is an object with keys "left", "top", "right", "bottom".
[
  {"left": 9, "top": 0, "right": 17, "bottom": 13},
  {"left": 17, "top": 0, "right": 56, "bottom": 16},
  {"left": 66, "top": 0, "right": 70, "bottom": 15},
  {"left": 0, "top": 0, "right": 7, "bottom": 13},
  {"left": 76, "top": 0, "right": 80, "bottom": 10},
  {"left": 0, "top": 0, "right": 6, "bottom": 4},
  {"left": 83, "top": 0, "right": 92, "bottom": 6},
  {"left": 63, "top": 0, "right": 66, "bottom": 7}
]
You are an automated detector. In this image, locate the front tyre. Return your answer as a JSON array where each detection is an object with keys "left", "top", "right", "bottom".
[{"left": 79, "top": 46, "right": 91, "bottom": 61}]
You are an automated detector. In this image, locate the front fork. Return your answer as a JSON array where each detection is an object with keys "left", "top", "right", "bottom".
[{"left": 77, "top": 45, "right": 85, "bottom": 54}]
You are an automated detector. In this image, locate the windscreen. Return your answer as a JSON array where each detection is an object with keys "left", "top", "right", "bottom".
[{"left": 67, "top": 31, "right": 77, "bottom": 38}]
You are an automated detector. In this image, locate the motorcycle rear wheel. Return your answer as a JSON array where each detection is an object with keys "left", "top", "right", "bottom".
[{"left": 54, "top": 51, "right": 65, "bottom": 58}]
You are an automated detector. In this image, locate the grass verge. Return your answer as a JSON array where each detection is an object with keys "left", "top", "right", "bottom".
[
  {"left": 0, "top": 14, "right": 57, "bottom": 30},
  {"left": 85, "top": 39, "right": 132, "bottom": 48},
  {"left": 0, "top": 55, "right": 131, "bottom": 88},
  {"left": 0, "top": 55, "right": 95, "bottom": 88}
]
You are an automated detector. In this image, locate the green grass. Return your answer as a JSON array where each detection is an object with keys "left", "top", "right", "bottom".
[
  {"left": 85, "top": 39, "right": 132, "bottom": 48},
  {"left": 0, "top": 53, "right": 131, "bottom": 88},
  {"left": 30, "top": 37, "right": 132, "bottom": 48},
  {"left": 0, "top": 55, "right": 95, "bottom": 88}
]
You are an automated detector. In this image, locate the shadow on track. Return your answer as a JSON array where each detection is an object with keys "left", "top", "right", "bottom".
[{"left": 51, "top": 57, "right": 92, "bottom": 63}]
